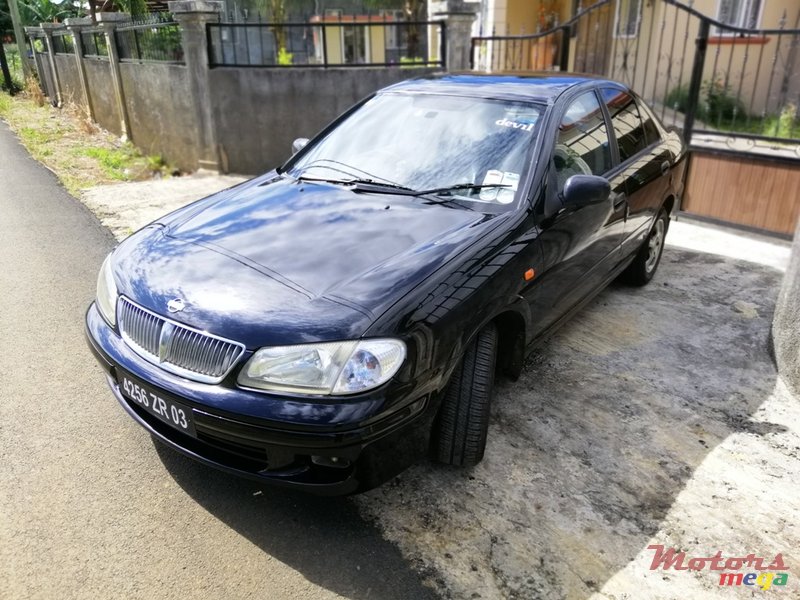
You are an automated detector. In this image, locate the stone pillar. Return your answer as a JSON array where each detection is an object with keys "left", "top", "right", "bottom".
[
  {"left": 169, "top": 0, "right": 223, "bottom": 172},
  {"left": 773, "top": 216, "right": 800, "bottom": 398},
  {"left": 97, "top": 12, "right": 132, "bottom": 139},
  {"left": 429, "top": 0, "right": 477, "bottom": 71},
  {"left": 39, "top": 23, "right": 64, "bottom": 106},
  {"left": 64, "top": 17, "right": 95, "bottom": 120}
]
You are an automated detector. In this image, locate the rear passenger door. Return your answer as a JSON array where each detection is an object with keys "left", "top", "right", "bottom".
[{"left": 600, "top": 88, "right": 671, "bottom": 256}]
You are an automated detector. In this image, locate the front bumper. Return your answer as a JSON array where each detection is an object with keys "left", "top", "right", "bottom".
[{"left": 85, "top": 303, "right": 435, "bottom": 495}]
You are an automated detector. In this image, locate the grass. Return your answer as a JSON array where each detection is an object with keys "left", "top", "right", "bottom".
[{"left": 0, "top": 85, "right": 171, "bottom": 195}]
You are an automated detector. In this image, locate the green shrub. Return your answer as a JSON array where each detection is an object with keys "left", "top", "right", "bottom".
[
  {"left": 665, "top": 84, "right": 690, "bottom": 113},
  {"left": 762, "top": 103, "right": 798, "bottom": 139},
  {"left": 277, "top": 47, "right": 293, "bottom": 65},
  {"left": 664, "top": 79, "right": 747, "bottom": 124},
  {"left": 704, "top": 79, "right": 746, "bottom": 123}
]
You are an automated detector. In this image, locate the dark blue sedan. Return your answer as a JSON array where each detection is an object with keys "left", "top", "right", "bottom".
[{"left": 86, "top": 73, "right": 686, "bottom": 494}]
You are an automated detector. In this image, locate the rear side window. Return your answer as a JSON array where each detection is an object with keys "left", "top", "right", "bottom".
[
  {"left": 637, "top": 99, "right": 663, "bottom": 145},
  {"left": 600, "top": 88, "right": 649, "bottom": 161},
  {"left": 553, "top": 91, "right": 612, "bottom": 191}
]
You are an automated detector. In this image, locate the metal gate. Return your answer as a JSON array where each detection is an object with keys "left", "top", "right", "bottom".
[{"left": 471, "top": 0, "right": 800, "bottom": 148}]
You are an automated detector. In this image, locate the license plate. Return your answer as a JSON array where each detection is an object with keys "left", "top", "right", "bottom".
[{"left": 118, "top": 373, "right": 197, "bottom": 437}]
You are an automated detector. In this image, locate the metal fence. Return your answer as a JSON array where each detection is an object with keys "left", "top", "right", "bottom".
[
  {"left": 472, "top": 0, "right": 800, "bottom": 146},
  {"left": 51, "top": 30, "right": 75, "bottom": 55},
  {"left": 117, "top": 15, "right": 184, "bottom": 63},
  {"left": 207, "top": 19, "right": 445, "bottom": 68},
  {"left": 81, "top": 28, "right": 109, "bottom": 59}
]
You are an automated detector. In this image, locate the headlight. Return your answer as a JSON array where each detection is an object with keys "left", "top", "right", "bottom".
[
  {"left": 237, "top": 339, "right": 406, "bottom": 395},
  {"left": 96, "top": 253, "right": 118, "bottom": 326}
]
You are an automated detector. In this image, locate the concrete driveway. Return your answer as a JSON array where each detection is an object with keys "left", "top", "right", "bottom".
[{"left": 5, "top": 131, "right": 798, "bottom": 599}]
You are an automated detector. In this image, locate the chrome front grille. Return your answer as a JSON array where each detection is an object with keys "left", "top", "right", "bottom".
[{"left": 117, "top": 297, "right": 245, "bottom": 384}]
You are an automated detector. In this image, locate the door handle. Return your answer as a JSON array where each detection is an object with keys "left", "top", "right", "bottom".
[
  {"left": 613, "top": 193, "right": 627, "bottom": 211},
  {"left": 661, "top": 161, "right": 670, "bottom": 176}
]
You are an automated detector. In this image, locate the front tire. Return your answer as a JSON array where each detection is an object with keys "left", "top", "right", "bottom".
[
  {"left": 620, "top": 208, "right": 669, "bottom": 286},
  {"left": 433, "top": 323, "right": 498, "bottom": 466}
]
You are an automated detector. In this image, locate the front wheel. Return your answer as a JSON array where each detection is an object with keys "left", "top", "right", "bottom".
[
  {"left": 432, "top": 323, "right": 498, "bottom": 467},
  {"left": 620, "top": 208, "right": 669, "bottom": 286}
]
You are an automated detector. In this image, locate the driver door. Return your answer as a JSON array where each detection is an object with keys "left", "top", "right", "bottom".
[{"left": 526, "top": 90, "right": 627, "bottom": 337}]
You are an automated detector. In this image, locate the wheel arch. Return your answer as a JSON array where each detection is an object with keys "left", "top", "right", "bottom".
[{"left": 492, "top": 308, "right": 528, "bottom": 381}]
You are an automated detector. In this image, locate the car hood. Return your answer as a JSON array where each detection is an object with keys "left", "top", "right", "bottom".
[
  {"left": 111, "top": 225, "right": 374, "bottom": 349},
  {"left": 153, "top": 174, "right": 498, "bottom": 319}
]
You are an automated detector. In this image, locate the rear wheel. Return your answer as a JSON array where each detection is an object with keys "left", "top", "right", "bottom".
[
  {"left": 620, "top": 208, "right": 669, "bottom": 286},
  {"left": 433, "top": 323, "right": 498, "bottom": 466}
]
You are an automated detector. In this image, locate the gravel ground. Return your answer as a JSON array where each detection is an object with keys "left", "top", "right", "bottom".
[{"left": 82, "top": 176, "right": 798, "bottom": 599}]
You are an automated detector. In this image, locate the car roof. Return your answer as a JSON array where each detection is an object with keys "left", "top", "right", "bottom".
[{"left": 382, "top": 72, "right": 625, "bottom": 104}]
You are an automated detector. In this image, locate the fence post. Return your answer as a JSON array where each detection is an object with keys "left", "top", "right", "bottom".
[
  {"left": 169, "top": 0, "right": 223, "bottom": 171},
  {"left": 430, "top": 0, "right": 476, "bottom": 71},
  {"left": 64, "top": 17, "right": 94, "bottom": 120},
  {"left": 682, "top": 18, "right": 709, "bottom": 144},
  {"left": 39, "top": 23, "right": 63, "bottom": 107},
  {"left": 97, "top": 12, "right": 132, "bottom": 140},
  {"left": 24, "top": 28, "right": 46, "bottom": 89}
]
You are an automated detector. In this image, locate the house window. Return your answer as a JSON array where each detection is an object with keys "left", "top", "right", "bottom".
[
  {"left": 614, "top": 0, "right": 642, "bottom": 38},
  {"left": 715, "top": 0, "right": 762, "bottom": 31}
]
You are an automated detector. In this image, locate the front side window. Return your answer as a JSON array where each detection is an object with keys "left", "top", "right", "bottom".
[
  {"left": 615, "top": 0, "right": 643, "bottom": 38},
  {"left": 601, "top": 88, "right": 649, "bottom": 162},
  {"left": 553, "top": 91, "right": 612, "bottom": 192},
  {"left": 287, "top": 93, "right": 543, "bottom": 209},
  {"left": 715, "top": 0, "right": 762, "bottom": 31}
]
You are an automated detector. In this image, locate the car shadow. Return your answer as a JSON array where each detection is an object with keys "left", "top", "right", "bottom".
[
  {"left": 153, "top": 441, "right": 437, "bottom": 599},
  {"left": 351, "top": 246, "right": 790, "bottom": 598}
]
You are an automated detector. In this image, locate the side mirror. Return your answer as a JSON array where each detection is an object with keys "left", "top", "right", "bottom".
[
  {"left": 562, "top": 174, "right": 611, "bottom": 209},
  {"left": 292, "top": 138, "right": 309, "bottom": 155}
]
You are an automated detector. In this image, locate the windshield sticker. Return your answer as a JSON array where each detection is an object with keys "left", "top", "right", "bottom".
[
  {"left": 479, "top": 170, "right": 520, "bottom": 203},
  {"left": 480, "top": 170, "right": 505, "bottom": 201},
  {"left": 497, "top": 172, "right": 520, "bottom": 204},
  {"left": 495, "top": 117, "right": 536, "bottom": 132}
]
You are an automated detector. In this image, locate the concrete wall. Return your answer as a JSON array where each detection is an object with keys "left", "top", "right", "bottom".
[
  {"left": 84, "top": 58, "right": 121, "bottom": 136},
  {"left": 53, "top": 54, "right": 82, "bottom": 105},
  {"left": 210, "top": 66, "right": 436, "bottom": 174},
  {"left": 119, "top": 62, "right": 200, "bottom": 169},
  {"left": 27, "top": 9, "right": 444, "bottom": 175}
]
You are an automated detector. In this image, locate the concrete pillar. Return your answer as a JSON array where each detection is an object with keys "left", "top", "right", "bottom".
[
  {"left": 97, "top": 12, "right": 132, "bottom": 140},
  {"left": 64, "top": 17, "right": 95, "bottom": 120},
  {"left": 169, "top": 0, "right": 223, "bottom": 172},
  {"left": 23, "top": 28, "right": 46, "bottom": 88},
  {"left": 429, "top": 0, "right": 477, "bottom": 71},
  {"left": 39, "top": 23, "right": 65, "bottom": 106},
  {"left": 773, "top": 217, "right": 800, "bottom": 398}
]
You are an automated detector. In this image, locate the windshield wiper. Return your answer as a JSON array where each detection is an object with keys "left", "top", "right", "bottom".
[
  {"left": 412, "top": 183, "right": 513, "bottom": 196},
  {"left": 295, "top": 175, "right": 415, "bottom": 194}
]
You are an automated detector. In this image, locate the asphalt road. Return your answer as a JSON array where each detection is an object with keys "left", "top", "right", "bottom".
[{"left": 0, "top": 121, "right": 435, "bottom": 600}]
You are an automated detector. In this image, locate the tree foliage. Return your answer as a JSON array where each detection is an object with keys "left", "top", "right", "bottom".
[{"left": 2, "top": 0, "right": 81, "bottom": 26}]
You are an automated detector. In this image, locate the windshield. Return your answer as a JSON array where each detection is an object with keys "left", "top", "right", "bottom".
[{"left": 285, "top": 92, "right": 543, "bottom": 208}]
